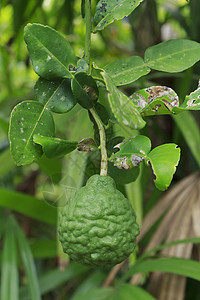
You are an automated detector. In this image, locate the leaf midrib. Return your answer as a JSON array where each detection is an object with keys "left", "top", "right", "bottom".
[
  {"left": 109, "top": 44, "right": 200, "bottom": 80},
  {"left": 96, "top": 0, "right": 142, "bottom": 29},
  {"left": 23, "top": 82, "right": 62, "bottom": 156},
  {"left": 26, "top": 26, "right": 73, "bottom": 78}
]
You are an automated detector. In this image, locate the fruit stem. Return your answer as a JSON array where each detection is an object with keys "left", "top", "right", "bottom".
[
  {"left": 84, "top": 0, "right": 92, "bottom": 73},
  {"left": 89, "top": 108, "right": 108, "bottom": 176}
]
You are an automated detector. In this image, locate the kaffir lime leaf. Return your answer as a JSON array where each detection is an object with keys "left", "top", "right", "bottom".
[{"left": 58, "top": 175, "right": 139, "bottom": 268}]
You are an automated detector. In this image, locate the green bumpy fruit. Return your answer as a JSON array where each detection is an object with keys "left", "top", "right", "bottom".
[{"left": 58, "top": 175, "right": 139, "bottom": 268}]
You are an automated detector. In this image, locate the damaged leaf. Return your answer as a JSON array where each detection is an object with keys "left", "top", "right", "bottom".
[
  {"left": 130, "top": 86, "right": 179, "bottom": 116},
  {"left": 34, "top": 78, "right": 77, "bottom": 113},
  {"left": 110, "top": 136, "right": 151, "bottom": 169},
  {"left": 77, "top": 138, "right": 98, "bottom": 152},
  {"left": 173, "top": 81, "right": 200, "bottom": 113},
  {"left": 102, "top": 71, "right": 146, "bottom": 130},
  {"left": 94, "top": 0, "right": 144, "bottom": 32}
]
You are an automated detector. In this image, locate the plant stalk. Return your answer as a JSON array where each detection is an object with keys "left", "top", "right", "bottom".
[
  {"left": 89, "top": 108, "right": 108, "bottom": 176},
  {"left": 84, "top": 0, "right": 92, "bottom": 72}
]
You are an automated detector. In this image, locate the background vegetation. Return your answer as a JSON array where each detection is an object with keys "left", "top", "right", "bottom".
[{"left": 0, "top": 0, "right": 200, "bottom": 299}]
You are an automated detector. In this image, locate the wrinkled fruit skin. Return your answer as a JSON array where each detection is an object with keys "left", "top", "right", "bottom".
[{"left": 58, "top": 175, "right": 139, "bottom": 268}]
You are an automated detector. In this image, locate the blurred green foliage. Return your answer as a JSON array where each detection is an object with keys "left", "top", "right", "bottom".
[{"left": 0, "top": 0, "right": 199, "bottom": 299}]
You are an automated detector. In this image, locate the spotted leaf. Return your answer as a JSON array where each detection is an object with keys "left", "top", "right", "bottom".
[{"left": 9, "top": 101, "right": 55, "bottom": 166}]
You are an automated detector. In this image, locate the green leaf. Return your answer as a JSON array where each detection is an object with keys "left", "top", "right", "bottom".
[
  {"left": 139, "top": 238, "right": 200, "bottom": 262},
  {"left": 1, "top": 217, "right": 19, "bottom": 300},
  {"left": 20, "top": 263, "right": 89, "bottom": 299},
  {"left": 123, "top": 258, "right": 200, "bottom": 281},
  {"left": 130, "top": 86, "right": 179, "bottom": 116},
  {"left": 0, "top": 188, "right": 57, "bottom": 224},
  {"left": 0, "top": 149, "right": 15, "bottom": 178},
  {"left": 71, "top": 271, "right": 107, "bottom": 299},
  {"left": 173, "top": 82, "right": 200, "bottom": 113},
  {"left": 24, "top": 23, "right": 77, "bottom": 79},
  {"left": 147, "top": 144, "right": 180, "bottom": 191},
  {"left": 33, "top": 135, "right": 78, "bottom": 158},
  {"left": 102, "top": 71, "right": 146, "bottom": 129},
  {"left": 71, "top": 72, "right": 99, "bottom": 109},
  {"left": 110, "top": 136, "right": 151, "bottom": 169},
  {"left": 173, "top": 112, "right": 200, "bottom": 167},
  {"left": 145, "top": 39, "right": 200, "bottom": 73},
  {"left": 30, "top": 240, "right": 57, "bottom": 258},
  {"left": 104, "top": 56, "right": 150, "bottom": 86},
  {"left": 9, "top": 100, "right": 55, "bottom": 166},
  {"left": 94, "top": 0, "right": 144, "bottom": 32},
  {"left": 108, "top": 161, "right": 140, "bottom": 185},
  {"left": 14, "top": 219, "right": 41, "bottom": 300},
  {"left": 34, "top": 78, "right": 77, "bottom": 113},
  {"left": 116, "top": 284, "right": 156, "bottom": 300},
  {"left": 71, "top": 287, "right": 114, "bottom": 300}
]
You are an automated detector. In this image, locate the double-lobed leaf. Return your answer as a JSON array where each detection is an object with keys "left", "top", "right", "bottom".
[
  {"left": 146, "top": 144, "right": 180, "bottom": 191},
  {"left": 24, "top": 23, "right": 77, "bottom": 79},
  {"left": 105, "top": 39, "right": 200, "bottom": 86},
  {"left": 9, "top": 100, "right": 55, "bottom": 166},
  {"left": 94, "top": 0, "right": 144, "bottom": 32},
  {"left": 34, "top": 78, "right": 77, "bottom": 113},
  {"left": 110, "top": 136, "right": 180, "bottom": 191}
]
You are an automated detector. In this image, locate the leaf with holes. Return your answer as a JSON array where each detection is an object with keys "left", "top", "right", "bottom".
[
  {"left": 24, "top": 23, "right": 77, "bottom": 79},
  {"left": 147, "top": 144, "right": 180, "bottom": 191},
  {"left": 71, "top": 72, "right": 99, "bottom": 109},
  {"left": 94, "top": 0, "right": 144, "bottom": 32},
  {"left": 33, "top": 135, "right": 78, "bottom": 158},
  {"left": 130, "top": 86, "right": 179, "bottom": 116},
  {"left": 104, "top": 56, "right": 150, "bottom": 86},
  {"left": 102, "top": 71, "right": 146, "bottom": 129},
  {"left": 173, "top": 82, "right": 200, "bottom": 113},
  {"left": 34, "top": 78, "right": 77, "bottom": 113},
  {"left": 145, "top": 39, "right": 200, "bottom": 73},
  {"left": 9, "top": 101, "right": 55, "bottom": 166},
  {"left": 110, "top": 136, "right": 151, "bottom": 169}
]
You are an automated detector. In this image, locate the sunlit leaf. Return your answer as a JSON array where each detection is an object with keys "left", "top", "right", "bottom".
[
  {"left": 147, "top": 144, "right": 180, "bottom": 191},
  {"left": 33, "top": 135, "right": 78, "bottom": 158},
  {"left": 9, "top": 101, "right": 55, "bottom": 166},
  {"left": 24, "top": 23, "right": 77, "bottom": 79},
  {"left": 34, "top": 78, "right": 77, "bottom": 113}
]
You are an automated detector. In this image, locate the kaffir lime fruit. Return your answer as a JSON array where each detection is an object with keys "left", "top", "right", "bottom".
[{"left": 58, "top": 174, "right": 139, "bottom": 268}]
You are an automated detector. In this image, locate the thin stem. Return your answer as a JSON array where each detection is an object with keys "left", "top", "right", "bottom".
[
  {"left": 89, "top": 108, "right": 108, "bottom": 176},
  {"left": 84, "top": 0, "right": 92, "bottom": 72}
]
